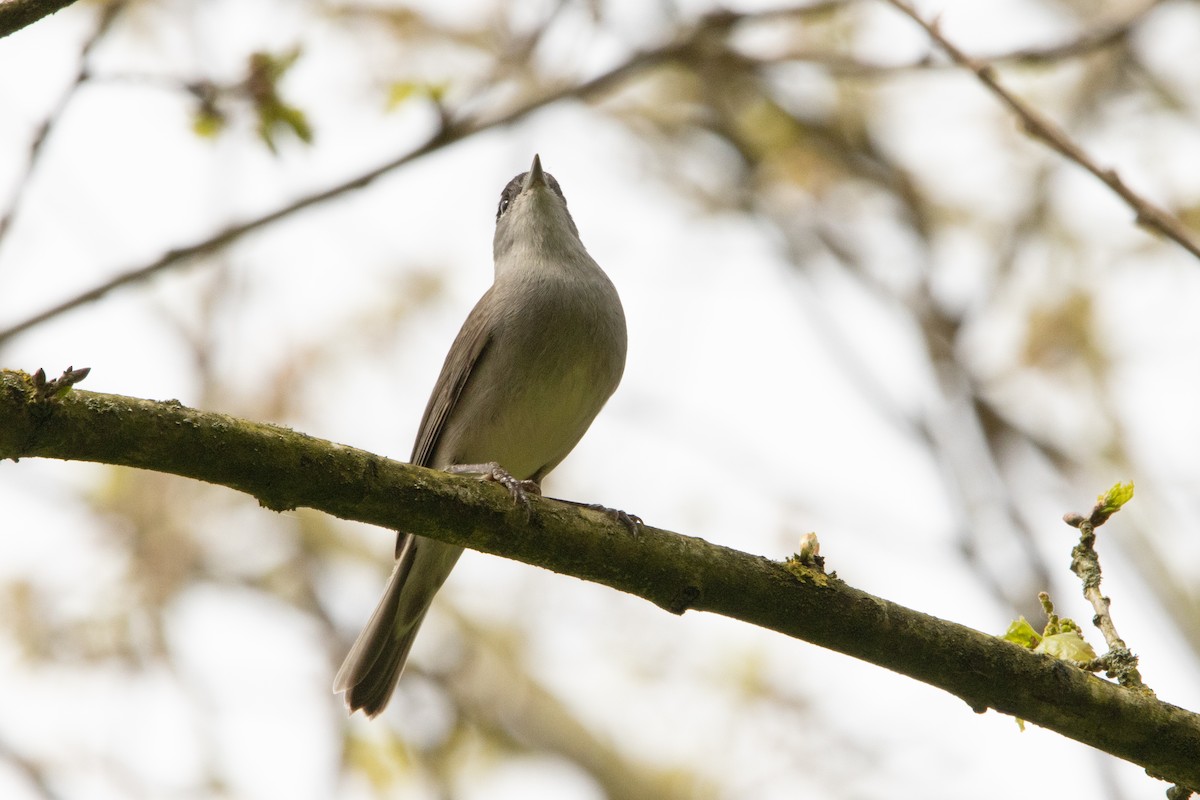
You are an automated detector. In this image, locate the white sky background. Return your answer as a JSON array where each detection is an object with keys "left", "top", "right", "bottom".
[{"left": 2, "top": 0, "right": 1200, "bottom": 798}]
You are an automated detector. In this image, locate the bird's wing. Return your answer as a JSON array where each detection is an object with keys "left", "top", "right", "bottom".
[{"left": 408, "top": 284, "right": 497, "bottom": 470}]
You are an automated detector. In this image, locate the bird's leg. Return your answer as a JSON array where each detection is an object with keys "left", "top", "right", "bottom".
[{"left": 446, "top": 462, "right": 541, "bottom": 511}]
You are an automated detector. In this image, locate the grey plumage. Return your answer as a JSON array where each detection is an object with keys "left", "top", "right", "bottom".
[{"left": 333, "top": 155, "right": 627, "bottom": 716}]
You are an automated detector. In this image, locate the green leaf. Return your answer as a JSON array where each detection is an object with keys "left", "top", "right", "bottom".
[
  {"left": 1035, "top": 630, "right": 1098, "bottom": 663},
  {"left": 1096, "top": 481, "right": 1134, "bottom": 515},
  {"left": 245, "top": 46, "right": 312, "bottom": 153},
  {"left": 252, "top": 46, "right": 303, "bottom": 83},
  {"left": 256, "top": 102, "right": 313, "bottom": 152},
  {"left": 277, "top": 104, "right": 313, "bottom": 144},
  {"left": 385, "top": 80, "right": 450, "bottom": 111},
  {"left": 386, "top": 81, "right": 420, "bottom": 110},
  {"left": 1001, "top": 617, "right": 1041, "bottom": 648},
  {"left": 425, "top": 81, "right": 449, "bottom": 103},
  {"left": 192, "top": 108, "right": 225, "bottom": 139}
]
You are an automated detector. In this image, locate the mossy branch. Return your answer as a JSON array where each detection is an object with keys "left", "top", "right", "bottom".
[
  {"left": 2, "top": 368, "right": 1199, "bottom": 787},
  {"left": 0, "top": 0, "right": 83, "bottom": 40}
]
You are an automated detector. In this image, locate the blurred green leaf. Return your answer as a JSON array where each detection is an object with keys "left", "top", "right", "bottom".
[
  {"left": 191, "top": 108, "right": 226, "bottom": 139},
  {"left": 385, "top": 79, "right": 450, "bottom": 111},
  {"left": 386, "top": 81, "right": 420, "bottom": 109},
  {"left": 247, "top": 46, "right": 313, "bottom": 152},
  {"left": 250, "top": 46, "right": 303, "bottom": 83}
]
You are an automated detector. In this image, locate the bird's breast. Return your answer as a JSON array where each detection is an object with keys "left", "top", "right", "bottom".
[{"left": 436, "top": 270, "right": 626, "bottom": 479}]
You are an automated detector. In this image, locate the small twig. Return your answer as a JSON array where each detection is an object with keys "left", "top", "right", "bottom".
[
  {"left": 30, "top": 365, "right": 91, "bottom": 400},
  {"left": 0, "top": 737, "right": 59, "bottom": 800},
  {"left": 881, "top": 0, "right": 1200, "bottom": 264},
  {"left": 1037, "top": 591, "right": 1060, "bottom": 631},
  {"left": 752, "top": 0, "right": 1161, "bottom": 76},
  {"left": 0, "top": 1, "right": 127, "bottom": 257},
  {"left": 996, "top": 0, "right": 1161, "bottom": 66},
  {"left": 1063, "top": 483, "right": 1147, "bottom": 691}
]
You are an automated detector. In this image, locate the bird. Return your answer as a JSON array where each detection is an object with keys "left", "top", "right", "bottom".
[{"left": 333, "top": 154, "right": 628, "bottom": 716}]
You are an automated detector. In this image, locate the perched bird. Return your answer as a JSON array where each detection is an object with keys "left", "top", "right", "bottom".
[{"left": 334, "top": 155, "right": 627, "bottom": 716}]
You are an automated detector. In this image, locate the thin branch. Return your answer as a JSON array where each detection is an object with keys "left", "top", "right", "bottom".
[
  {"left": 880, "top": 0, "right": 1200, "bottom": 263},
  {"left": 1065, "top": 488, "right": 1146, "bottom": 690},
  {"left": 723, "top": 0, "right": 1159, "bottom": 78},
  {"left": 0, "top": 738, "right": 59, "bottom": 800},
  {"left": 1, "top": 368, "right": 1199, "bottom": 789},
  {"left": 0, "top": 0, "right": 82, "bottom": 39},
  {"left": 0, "top": 2, "right": 126, "bottom": 257},
  {"left": 995, "top": 0, "right": 1162, "bottom": 66},
  {"left": 0, "top": 5, "right": 853, "bottom": 344},
  {"left": 0, "top": 27, "right": 702, "bottom": 346}
]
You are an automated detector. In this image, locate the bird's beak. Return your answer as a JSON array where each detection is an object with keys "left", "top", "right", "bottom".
[{"left": 523, "top": 154, "right": 546, "bottom": 191}]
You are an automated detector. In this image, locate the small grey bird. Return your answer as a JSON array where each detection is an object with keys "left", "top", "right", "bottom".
[{"left": 334, "top": 155, "right": 627, "bottom": 716}]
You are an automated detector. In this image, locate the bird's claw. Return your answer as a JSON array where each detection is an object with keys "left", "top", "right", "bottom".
[
  {"left": 447, "top": 462, "right": 540, "bottom": 513},
  {"left": 485, "top": 464, "right": 541, "bottom": 509},
  {"left": 585, "top": 503, "right": 642, "bottom": 536}
]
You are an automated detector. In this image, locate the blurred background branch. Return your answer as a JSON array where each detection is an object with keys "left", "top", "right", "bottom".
[
  {"left": 2, "top": 1, "right": 1199, "bottom": 798},
  {"left": 0, "top": 1, "right": 125, "bottom": 253},
  {"left": 883, "top": 0, "right": 1200, "bottom": 260}
]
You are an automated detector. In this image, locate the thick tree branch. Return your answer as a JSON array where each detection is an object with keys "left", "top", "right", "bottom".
[
  {"left": 0, "top": 0, "right": 82, "bottom": 40},
  {"left": 1, "top": 368, "right": 1198, "bottom": 787}
]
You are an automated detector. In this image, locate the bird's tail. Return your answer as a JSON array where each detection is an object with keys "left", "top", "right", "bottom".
[{"left": 333, "top": 536, "right": 463, "bottom": 717}]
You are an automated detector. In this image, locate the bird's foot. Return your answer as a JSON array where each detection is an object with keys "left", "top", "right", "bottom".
[
  {"left": 550, "top": 499, "right": 640, "bottom": 536},
  {"left": 447, "top": 462, "right": 541, "bottom": 512},
  {"left": 585, "top": 503, "right": 642, "bottom": 536}
]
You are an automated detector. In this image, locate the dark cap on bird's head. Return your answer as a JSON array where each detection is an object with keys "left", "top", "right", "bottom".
[{"left": 496, "top": 154, "right": 568, "bottom": 222}]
